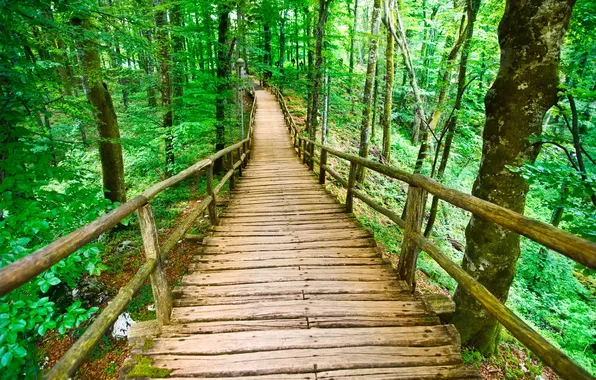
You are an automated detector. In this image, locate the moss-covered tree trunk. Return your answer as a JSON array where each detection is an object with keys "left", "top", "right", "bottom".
[
  {"left": 347, "top": 0, "right": 359, "bottom": 96},
  {"left": 355, "top": 0, "right": 381, "bottom": 182},
  {"left": 451, "top": 0, "right": 575, "bottom": 355},
  {"left": 381, "top": 13, "right": 394, "bottom": 163},
  {"left": 72, "top": 16, "right": 126, "bottom": 204},
  {"left": 214, "top": 3, "right": 231, "bottom": 173},
  {"left": 154, "top": 0, "right": 174, "bottom": 176}
]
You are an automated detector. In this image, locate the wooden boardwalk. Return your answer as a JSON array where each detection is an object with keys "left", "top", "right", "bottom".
[{"left": 127, "top": 89, "right": 479, "bottom": 379}]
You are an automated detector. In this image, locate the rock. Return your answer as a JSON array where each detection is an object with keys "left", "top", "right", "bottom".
[
  {"left": 117, "top": 240, "right": 135, "bottom": 253},
  {"left": 112, "top": 312, "right": 135, "bottom": 338},
  {"left": 535, "top": 376, "right": 545, "bottom": 380},
  {"left": 74, "top": 277, "right": 109, "bottom": 307}
]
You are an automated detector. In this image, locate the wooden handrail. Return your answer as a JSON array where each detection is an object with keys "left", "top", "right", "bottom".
[
  {"left": 302, "top": 136, "right": 596, "bottom": 269},
  {"left": 272, "top": 89, "right": 596, "bottom": 380},
  {"left": 45, "top": 260, "right": 156, "bottom": 379},
  {"left": 0, "top": 138, "right": 252, "bottom": 298}
]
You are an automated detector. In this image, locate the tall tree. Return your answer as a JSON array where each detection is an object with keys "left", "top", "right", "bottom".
[
  {"left": 308, "top": 0, "right": 333, "bottom": 163},
  {"left": 355, "top": 0, "right": 381, "bottom": 182},
  {"left": 381, "top": 6, "right": 395, "bottom": 163},
  {"left": 214, "top": 3, "right": 231, "bottom": 172},
  {"left": 451, "top": 0, "right": 575, "bottom": 355},
  {"left": 154, "top": 0, "right": 175, "bottom": 175},
  {"left": 71, "top": 16, "right": 126, "bottom": 204},
  {"left": 424, "top": 0, "right": 482, "bottom": 237},
  {"left": 347, "top": 0, "right": 359, "bottom": 96}
]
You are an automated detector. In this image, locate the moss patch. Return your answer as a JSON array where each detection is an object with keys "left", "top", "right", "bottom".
[
  {"left": 141, "top": 337, "right": 155, "bottom": 352},
  {"left": 126, "top": 356, "right": 172, "bottom": 378}
]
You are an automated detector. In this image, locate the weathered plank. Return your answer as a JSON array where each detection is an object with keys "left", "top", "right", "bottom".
[
  {"left": 143, "top": 326, "right": 460, "bottom": 355},
  {"left": 149, "top": 345, "right": 462, "bottom": 377},
  {"left": 172, "top": 300, "right": 430, "bottom": 323}
]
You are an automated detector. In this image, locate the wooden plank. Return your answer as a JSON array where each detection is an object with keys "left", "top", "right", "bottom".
[
  {"left": 309, "top": 315, "right": 440, "bottom": 328},
  {"left": 173, "top": 294, "right": 303, "bottom": 306},
  {"left": 192, "top": 257, "right": 384, "bottom": 271},
  {"left": 194, "top": 248, "right": 381, "bottom": 261},
  {"left": 160, "top": 375, "right": 315, "bottom": 380},
  {"left": 143, "top": 326, "right": 461, "bottom": 355},
  {"left": 203, "top": 231, "right": 371, "bottom": 246},
  {"left": 172, "top": 300, "right": 430, "bottom": 322},
  {"left": 200, "top": 239, "right": 375, "bottom": 254},
  {"left": 160, "top": 319, "right": 308, "bottom": 336},
  {"left": 317, "top": 365, "right": 481, "bottom": 379},
  {"left": 174, "top": 280, "right": 410, "bottom": 298},
  {"left": 210, "top": 224, "right": 362, "bottom": 235},
  {"left": 183, "top": 267, "right": 396, "bottom": 286},
  {"left": 149, "top": 345, "right": 462, "bottom": 377}
]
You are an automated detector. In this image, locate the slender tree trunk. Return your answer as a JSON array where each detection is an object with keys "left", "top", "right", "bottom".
[
  {"left": 72, "top": 16, "right": 126, "bottom": 203},
  {"left": 381, "top": 11, "right": 395, "bottom": 163},
  {"left": 568, "top": 94, "right": 596, "bottom": 207},
  {"left": 308, "top": 0, "right": 331, "bottom": 142},
  {"left": 371, "top": 58, "right": 380, "bottom": 141},
  {"left": 355, "top": 0, "right": 381, "bottom": 182},
  {"left": 279, "top": 11, "right": 286, "bottom": 89},
  {"left": 424, "top": 0, "right": 481, "bottom": 237},
  {"left": 264, "top": 23, "right": 272, "bottom": 82},
  {"left": 295, "top": 6, "right": 300, "bottom": 79},
  {"left": 348, "top": 0, "right": 359, "bottom": 95},
  {"left": 171, "top": 1, "right": 185, "bottom": 161},
  {"left": 154, "top": 0, "right": 174, "bottom": 175},
  {"left": 451, "top": 0, "right": 575, "bottom": 355},
  {"left": 322, "top": 68, "right": 330, "bottom": 144},
  {"left": 214, "top": 3, "right": 231, "bottom": 172},
  {"left": 413, "top": 12, "right": 467, "bottom": 173}
]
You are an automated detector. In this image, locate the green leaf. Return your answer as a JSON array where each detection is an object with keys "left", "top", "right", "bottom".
[
  {"left": 1, "top": 351, "right": 13, "bottom": 367},
  {"left": 13, "top": 346, "right": 27, "bottom": 358}
]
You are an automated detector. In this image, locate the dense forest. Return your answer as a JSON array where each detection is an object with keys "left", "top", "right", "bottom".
[{"left": 0, "top": 0, "right": 595, "bottom": 378}]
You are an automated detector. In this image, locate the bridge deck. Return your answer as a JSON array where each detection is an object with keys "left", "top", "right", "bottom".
[{"left": 126, "top": 89, "right": 479, "bottom": 379}]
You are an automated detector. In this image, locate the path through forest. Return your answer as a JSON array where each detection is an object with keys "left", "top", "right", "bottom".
[{"left": 124, "top": 88, "right": 480, "bottom": 379}]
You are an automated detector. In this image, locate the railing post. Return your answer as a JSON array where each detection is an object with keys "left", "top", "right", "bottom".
[
  {"left": 302, "top": 140, "right": 307, "bottom": 164},
  {"left": 137, "top": 204, "right": 171, "bottom": 326},
  {"left": 228, "top": 151, "right": 236, "bottom": 190},
  {"left": 206, "top": 163, "right": 219, "bottom": 225},
  {"left": 397, "top": 185, "right": 426, "bottom": 290},
  {"left": 319, "top": 149, "right": 327, "bottom": 184},
  {"left": 308, "top": 142, "right": 315, "bottom": 171},
  {"left": 293, "top": 129, "right": 298, "bottom": 149},
  {"left": 237, "top": 146, "right": 243, "bottom": 177},
  {"left": 346, "top": 161, "right": 357, "bottom": 213}
]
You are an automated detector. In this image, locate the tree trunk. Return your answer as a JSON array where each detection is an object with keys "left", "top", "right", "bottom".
[
  {"left": 413, "top": 12, "right": 467, "bottom": 173},
  {"left": 264, "top": 23, "right": 272, "bottom": 82},
  {"left": 72, "top": 16, "right": 126, "bottom": 204},
  {"left": 355, "top": 0, "right": 381, "bottom": 182},
  {"left": 171, "top": 3, "right": 185, "bottom": 126},
  {"left": 214, "top": 3, "right": 231, "bottom": 172},
  {"left": 424, "top": 0, "right": 481, "bottom": 237},
  {"left": 279, "top": 11, "right": 286, "bottom": 89},
  {"left": 381, "top": 11, "right": 395, "bottom": 163},
  {"left": 451, "top": 0, "right": 575, "bottom": 355},
  {"left": 348, "top": 0, "right": 359, "bottom": 95},
  {"left": 371, "top": 58, "right": 380, "bottom": 141},
  {"left": 154, "top": 0, "right": 174, "bottom": 176},
  {"left": 309, "top": 0, "right": 332, "bottom": 151}
]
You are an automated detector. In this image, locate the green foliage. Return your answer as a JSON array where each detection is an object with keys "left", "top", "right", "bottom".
[{"left": 125, "top": 356, "right": 172, "bottom": 378}]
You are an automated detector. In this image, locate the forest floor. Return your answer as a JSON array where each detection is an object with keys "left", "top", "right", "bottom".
[{"left": 37, "top": 192, "right": 229, "bottom": 379}]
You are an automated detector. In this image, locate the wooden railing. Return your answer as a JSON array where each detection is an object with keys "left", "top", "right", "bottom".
[
  {"left": 270, "top": 86, "right": 596, "bottom": 380},
  {"left": 0, "top": 90, "right": 257, "bottom": 380}
]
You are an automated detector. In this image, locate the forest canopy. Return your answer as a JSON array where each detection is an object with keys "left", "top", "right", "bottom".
[{"left": 0, "top": 0, "right": 595, "bottom": 378}]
